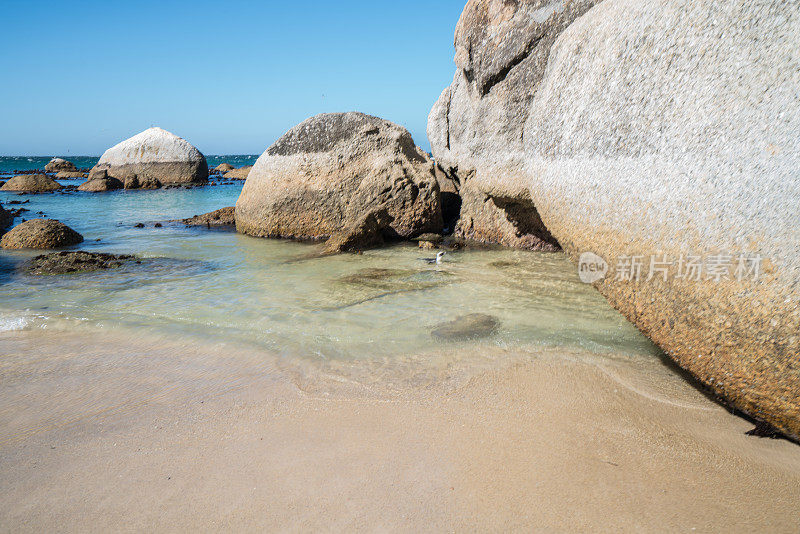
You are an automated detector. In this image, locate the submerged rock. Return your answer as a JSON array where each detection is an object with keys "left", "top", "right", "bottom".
[
  {"left": 322, "top": 267, "right": 453, "bottom": 311},
  {"left": 338, "top": 268, "right": 414, "bottom": 287},
  {"left": 0, "top": 174, "right": 62, "bottom": 192},
  {"left": 431, "top": 313, "right": 499, "bottom": 341},
  {"left": 24, "top": 251, "right": 137, "bottom": 275},
  {"left": 45, "top": 158, "right": 77, "bottom": 172},
  {"left": 0, "top": 219, "right": 83, "bottom": 249},
  {"left": 78, "top": 176, "right": 124, "bottom": 192},
  {"left": 236, "top": 112, "right": 443, "bottom": 241},
  {"left": 89, "top": 127, "right": 208, "bottom": 188},
  {"left": 180, "top": 207, "right": 236, "bottom": 227}
]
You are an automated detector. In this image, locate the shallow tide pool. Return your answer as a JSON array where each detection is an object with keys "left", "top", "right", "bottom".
[{"left": 0, "top": 181, "right": 660, "bottom": 362}]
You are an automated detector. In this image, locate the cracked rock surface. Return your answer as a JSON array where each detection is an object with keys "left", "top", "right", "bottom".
[{"left": 427, "top": 0, "right": 596, "bottom": 249}]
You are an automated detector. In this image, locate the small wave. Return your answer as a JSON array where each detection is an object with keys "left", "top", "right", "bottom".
[{"left": 0, "top": 314, "right": 31, "bottom": 332}]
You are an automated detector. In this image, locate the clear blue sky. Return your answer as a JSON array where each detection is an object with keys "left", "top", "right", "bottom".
[{"left": 0, "top": 0, "right": 465, "bottom": 156}]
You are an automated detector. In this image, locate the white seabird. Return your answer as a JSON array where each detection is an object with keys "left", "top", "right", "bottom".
[{"left": 423, "top": 251, "right": 447, "bottom": 265}]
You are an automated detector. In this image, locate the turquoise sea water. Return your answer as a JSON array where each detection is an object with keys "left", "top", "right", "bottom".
[
  {"left": 0, "top": 155, "right": 258, "bottom": 176},
  {"left": 0, "top": 172, "right": 661, "bottom": 363}
]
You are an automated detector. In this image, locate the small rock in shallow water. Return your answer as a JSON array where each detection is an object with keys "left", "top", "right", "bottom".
[
  {"left": 1, "top": 174, "right": 62, "bottom": 192},
  {"left": 23, "top": 251, "right": 137, "bottom": 275},
  {"left": 1, "top": 219, "right": 83, "bottom": 249},
  {"left": 178, "top": 207, "right": 235, "bottom": 227},
  {"left": 431, "top": 313, "right": 500, "bottom": 341},
  {"left": 77, "top": 176, "right": 124, "bottom": 192}
]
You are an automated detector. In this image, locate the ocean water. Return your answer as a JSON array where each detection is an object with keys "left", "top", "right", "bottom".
[
  {"left": 0, "top": 174, "right": 661, "bottom": 363},
  {"left": 0, "top": 155, "right": 258, "bottom": 176}
]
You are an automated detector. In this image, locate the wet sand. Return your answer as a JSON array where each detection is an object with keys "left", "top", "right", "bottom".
[{"left": 0, "top": 330, "right": 798, "bottom": 532}]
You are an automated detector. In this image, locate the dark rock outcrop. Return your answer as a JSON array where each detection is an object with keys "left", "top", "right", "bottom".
[
  {"left": 24, "top": 251, "right": 136, "bottom": 275},
  {"left": 0, "top": 205, "right": 12, "bottom": 232}
]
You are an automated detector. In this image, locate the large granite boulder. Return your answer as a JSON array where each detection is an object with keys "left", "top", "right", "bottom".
[
  {"left": 518, "top": 0, "right": 800, "bottom": 439},
  {"left": 0, "top": 174, "right": 62, "bottom": 192},
  {"left": 45, "top": 158, "right": 76, "bottom": 172},
  {"left": 432, "top": 0, "right": 800, "bottom": 438},
  {"left": 88, "top": 127, "right": 208, "bottom": 188},
  {"left": 428, "top": 0, "right": 598, "bottom": 250},
  {"left": 1, "top": 219, "right": 83, "bottom": 249},
  {"left": 236, "top": 112, "right": 443, "bottom": 240}
]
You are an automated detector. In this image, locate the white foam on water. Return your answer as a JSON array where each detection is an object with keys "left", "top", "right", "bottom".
[{"left": 0, "top": 314, "right": 32, "bottom": 332}]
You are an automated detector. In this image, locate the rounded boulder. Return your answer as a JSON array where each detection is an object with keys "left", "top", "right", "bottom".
[
  {"left": 1, "top": 219, "right": 83, "bottom": 249},
  {"left": 88, "top": 127, "right": 208, "bottom": 188},
  {"left": 236, "top": 112, "right": 442, "bottom": 240}
]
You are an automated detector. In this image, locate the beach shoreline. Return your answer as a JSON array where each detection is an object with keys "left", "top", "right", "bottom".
[{"left": 1, "top": 329, "right": 798, "bottom": 532}]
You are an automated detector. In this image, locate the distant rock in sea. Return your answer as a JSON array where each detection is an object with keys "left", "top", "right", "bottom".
[
  {"left": 223, "top": 166, "right": 252, "bottom": 180},
  {"left": 78, "top": 175, "right": 124, "bottom": 192},
  {"left": 45, "top": 157, "right": 77, "bottom": 173},
  {"left": 214, "top": 163, "right": 234, "bottom": 174},
  {"left": 236, "top": 112, "right": 443, "bottom": 241},
  {"left": 1, "top": 219, "right": 83, "bottom": 249},
  {"left": 430, "top": 0, "right": 800, "bottom": 439},
  {"left": 56, "top": 171, "right": 86, "bottom": 179},
  {"left": 1, "top": 174, "right": 62, "bottom": 192},
  {"left": 88, "top": 127, "right": 208, "bottom": 189}
]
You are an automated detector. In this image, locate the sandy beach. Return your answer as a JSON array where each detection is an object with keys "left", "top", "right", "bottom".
[{"left": 1, "top": 329, "right": 798, "bottom": 532}]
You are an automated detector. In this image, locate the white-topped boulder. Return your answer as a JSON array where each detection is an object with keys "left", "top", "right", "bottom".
[{"left": 89, "top": 127, "right": 208, "bottom": 188}]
